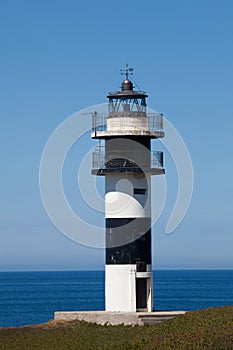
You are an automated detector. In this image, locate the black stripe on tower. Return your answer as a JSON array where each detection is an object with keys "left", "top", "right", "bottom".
[
  {"left": 105, "top": 137, "right": 151, "bottom": 152},
  {"left": 106, "top": 218, "right": 151, "bottom": 265},
  {"left": 104, "top": 137, "right": 152, "bottom": 174}
]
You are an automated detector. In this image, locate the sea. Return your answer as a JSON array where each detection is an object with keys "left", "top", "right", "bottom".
[{"left": 0, "top": 270, "right": 232, "bottom": 328}]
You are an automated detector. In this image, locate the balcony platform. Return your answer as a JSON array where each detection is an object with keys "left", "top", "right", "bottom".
[
  {"left": 92, "top": 167, "right": 165, "bottom": 176},
  {"left": 91, "top": 130, "right": 164, "bottom": 139},
  {"left": 92, "top": 149, "right": 164, "bottom": 176},
  {"left": 54, "top": 310, "right": 186, "bottom": 326},
  {"left": 91, "top": 112, "right": 164, "bottom": 139}
]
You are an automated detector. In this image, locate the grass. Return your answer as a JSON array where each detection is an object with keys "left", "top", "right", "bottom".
[{"left": 0, "top": 306, "right": 233, "bottom": 349}]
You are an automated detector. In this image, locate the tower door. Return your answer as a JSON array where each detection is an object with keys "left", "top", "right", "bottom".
[{"left": 136, "top": 278, "right": 147, "bottom": 311}]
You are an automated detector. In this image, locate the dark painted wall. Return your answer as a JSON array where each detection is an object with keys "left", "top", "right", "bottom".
[{"left": 106, "top": 218, "right": 151, "bottom": 265}]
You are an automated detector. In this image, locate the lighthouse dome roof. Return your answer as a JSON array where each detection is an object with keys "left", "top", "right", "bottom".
[{"left": 121, "top": 78, "right": 133, "bottom": 91}]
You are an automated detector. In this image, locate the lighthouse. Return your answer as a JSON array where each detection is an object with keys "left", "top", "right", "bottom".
[{"left": 92, "top": 66, "right": 165, "bottom": 312}]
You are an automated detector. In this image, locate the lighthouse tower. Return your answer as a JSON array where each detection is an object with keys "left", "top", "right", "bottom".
[{"left": 92, "top": 66, "right": 165, "bottom": 312}]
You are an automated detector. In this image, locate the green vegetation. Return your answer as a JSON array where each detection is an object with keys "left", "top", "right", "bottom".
[{"left": 0, "top": 306, "right": 233, "bottom": 350}]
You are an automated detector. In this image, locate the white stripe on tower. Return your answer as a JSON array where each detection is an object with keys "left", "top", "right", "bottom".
[{"left": 105, "top": 173, "right": 151, "bottom": 219}]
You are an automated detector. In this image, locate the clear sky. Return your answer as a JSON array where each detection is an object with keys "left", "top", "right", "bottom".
[{"left": 0, "top": 0, "right": 233, "bottom": 270}]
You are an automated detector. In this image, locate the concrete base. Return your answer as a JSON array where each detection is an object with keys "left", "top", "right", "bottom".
[{"left": 54, "top": 310, "right": 186, "bottom": 326}]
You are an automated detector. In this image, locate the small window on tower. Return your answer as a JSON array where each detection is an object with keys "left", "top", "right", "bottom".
[{"left": 134, "top": 188, "right": 146, "bottom": 195}]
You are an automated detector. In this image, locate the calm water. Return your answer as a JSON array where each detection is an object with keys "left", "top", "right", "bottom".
[{"left": 0, "top": 270, "right": 232, "bottom": 327}]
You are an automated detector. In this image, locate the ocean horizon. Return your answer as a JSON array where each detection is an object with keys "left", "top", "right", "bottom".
[{"left": 0, "top": 269, "right": 232, "bottom": 328}]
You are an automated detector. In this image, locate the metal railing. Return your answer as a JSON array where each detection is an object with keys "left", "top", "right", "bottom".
[
  {"left": 151, "top": 150, "right": 164, "bottom": 169},
  {"left": 92, "top": 112, "right": 163, "bottom": 133},
  {"left": 147, "top": 113, "right": 163, "bottom": 131},
  {"left": 92, "top": 146, "right": 163, "bottom": 172}
]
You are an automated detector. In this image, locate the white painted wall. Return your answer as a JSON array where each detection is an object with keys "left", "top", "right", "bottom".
[
  {"left": 107, "top": 113, "right": 149, "bottom": 131},
  {"left": 105, "top": 174, "right": 151, "bottom": 218},
  {"left": 106, "top": 265, "right": 136, "bottom": 312},
  {"left": 105, "top": 265, "right": 153, "bottom": 312}
]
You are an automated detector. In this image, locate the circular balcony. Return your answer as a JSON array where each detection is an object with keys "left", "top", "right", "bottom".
[
  {"left": 92, "top": 147, "right": 164, "bottom": 176},
  {"left": 91, "top": 112, "right": 164, "bottom": 139}
]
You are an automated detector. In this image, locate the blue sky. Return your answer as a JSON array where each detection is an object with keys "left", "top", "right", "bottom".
[{"left": 0, "top": 0, "right": 233, "bottom": 270}]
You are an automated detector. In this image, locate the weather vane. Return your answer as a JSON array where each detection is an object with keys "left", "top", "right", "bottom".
[{"left": 120, "top": 64, "right": 134, "bottom": 79}]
